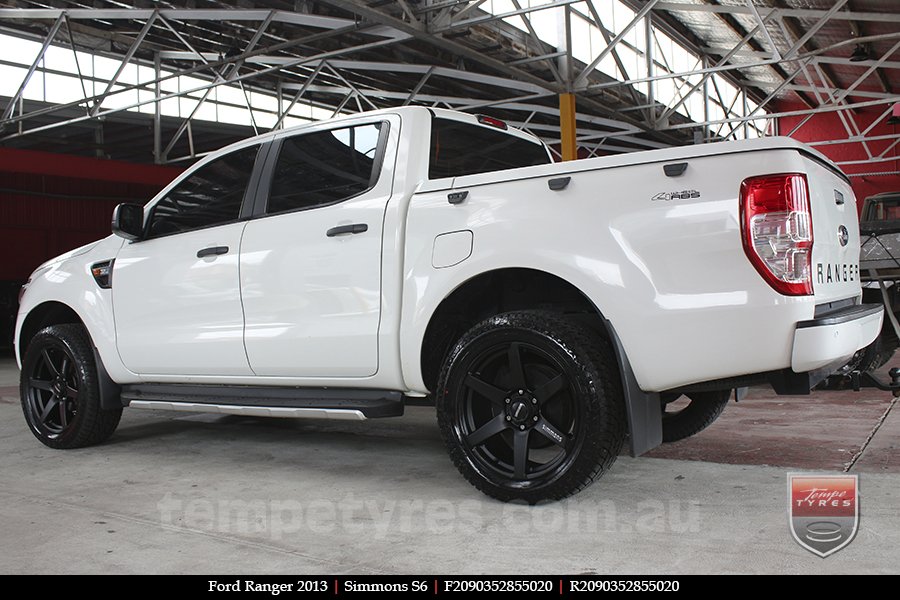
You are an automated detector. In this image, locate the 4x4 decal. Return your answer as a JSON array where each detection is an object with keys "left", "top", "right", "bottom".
[{"left": 652, "top": 189, "right": 701, "bottom": 201}]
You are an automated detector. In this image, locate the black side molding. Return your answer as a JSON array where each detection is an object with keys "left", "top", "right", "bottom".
[{"left": 796, "top": 303, "right": 882, "bottom": 329}]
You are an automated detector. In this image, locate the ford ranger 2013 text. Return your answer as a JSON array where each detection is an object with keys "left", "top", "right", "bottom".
[{"left": 15, "top": 107, "right": 883, "bottom": 502}]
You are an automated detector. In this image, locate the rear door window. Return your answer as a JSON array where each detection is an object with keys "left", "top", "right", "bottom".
[{"left": 266, "top": 123, "right": 384, "bottom": 214}]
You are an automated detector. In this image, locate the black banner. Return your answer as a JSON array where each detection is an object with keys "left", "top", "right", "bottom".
[
  {"left": 10, "top": 574, "right": 887, "bottom": 592},
  {"left": 1, "top": 575, "right": 696, "bottom": 594}
]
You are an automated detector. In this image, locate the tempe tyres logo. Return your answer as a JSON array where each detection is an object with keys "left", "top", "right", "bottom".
[{"left": 788, "top": 474, "right": 858, "bottom": 557}]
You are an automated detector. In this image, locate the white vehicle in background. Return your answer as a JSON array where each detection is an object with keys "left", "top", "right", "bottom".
[{"left": 15, "top": 107, "right": 882, "bottom": 502}]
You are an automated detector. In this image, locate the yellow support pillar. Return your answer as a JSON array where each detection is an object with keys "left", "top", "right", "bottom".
[{"left": 559, "top": 93, "right": 577, "bottom": 161}]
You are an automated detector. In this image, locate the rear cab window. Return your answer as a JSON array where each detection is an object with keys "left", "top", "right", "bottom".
[{"left": 429, "top": 117, "right": 552, "bottom": 180}]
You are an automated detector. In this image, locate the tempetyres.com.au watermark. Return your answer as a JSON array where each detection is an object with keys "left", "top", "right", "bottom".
[{"left": 157, "top": 493, "right": 700, "bottom": 540}]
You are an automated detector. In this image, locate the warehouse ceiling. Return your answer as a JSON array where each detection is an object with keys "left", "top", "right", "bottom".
[
  {"left": 656, "top": 1, "right": 898, "bottom": 103},
  {"left": 0, "top": 0, "right": 896, "bottom": 165}
]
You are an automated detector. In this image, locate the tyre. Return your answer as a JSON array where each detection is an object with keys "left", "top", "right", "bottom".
[
  {"left": 660, "top": 390, "right": 730, "bottom": 443},
  {"left": 436, "top": 311, "right": 626, "bottom": 503},
  {"left": 20, "top": 324, "right": 122, "bottom": 449}
]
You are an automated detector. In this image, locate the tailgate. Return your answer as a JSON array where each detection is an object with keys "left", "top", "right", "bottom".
[{"left": 803, "top": 156, "right": 861, "bottom": 303}]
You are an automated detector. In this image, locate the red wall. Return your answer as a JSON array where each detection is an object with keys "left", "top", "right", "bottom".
[
  {"left": 777, "top": 102, "right": 900, "bottom": 208},
  {"left": 0, "top": 149, "right": 181, "bottom": 281}
]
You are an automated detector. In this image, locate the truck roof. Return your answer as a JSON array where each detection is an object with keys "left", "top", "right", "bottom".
[
  {"left": 192, "top": 107, "right": 846, "bottom": 184},
  {"left": 209, "top": 106, "right": 543, "bottom": 156}
]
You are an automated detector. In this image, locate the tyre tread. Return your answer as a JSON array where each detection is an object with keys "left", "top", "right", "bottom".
[{"left": 661, "top": 391, "right": 729, "bottom": 443}]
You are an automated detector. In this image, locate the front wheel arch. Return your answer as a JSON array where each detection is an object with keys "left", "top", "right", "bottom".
[
  {"left": 18, "top": 301, "right": 81, "bottom": 364},
  {"left": 18, "top": 301, "right": 121, "bottom": 411}
]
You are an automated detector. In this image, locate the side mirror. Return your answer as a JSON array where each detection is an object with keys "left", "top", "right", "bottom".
[{"left": 112, "top": 203, "right": 144, "bottom": 241}]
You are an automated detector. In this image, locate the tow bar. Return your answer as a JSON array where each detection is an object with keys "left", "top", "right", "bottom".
[{"left": 851, "top": 368, "right": 900, "bottom": 397}]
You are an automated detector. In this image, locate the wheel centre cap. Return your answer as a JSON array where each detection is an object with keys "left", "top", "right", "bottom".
[{"left": 508, "top": 399, "right": 533, "bottom": 425}]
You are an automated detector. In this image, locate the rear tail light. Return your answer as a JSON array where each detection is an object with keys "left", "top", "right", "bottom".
[{"left": 740, "top": 173, "right": 813, "bottom": 296}]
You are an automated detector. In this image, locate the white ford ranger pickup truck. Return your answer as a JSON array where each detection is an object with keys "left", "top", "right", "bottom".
[{"left": 14, "top": 107, "right": 882, "bottom": 502}]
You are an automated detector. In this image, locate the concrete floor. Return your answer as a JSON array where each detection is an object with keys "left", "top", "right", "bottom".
[{"left": 0, "top": 353, "right": 898, "bottom": 574}]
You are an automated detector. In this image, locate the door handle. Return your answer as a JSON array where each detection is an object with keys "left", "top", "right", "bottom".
[
  {"left": 326, "top": 223, "right": 368, "bottom": 237},
  {"left": 197, "top": 246, "right": 229, "bottom": 258}
]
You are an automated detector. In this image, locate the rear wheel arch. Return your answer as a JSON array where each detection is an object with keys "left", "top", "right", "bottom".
[
  {"left": 418, "top": 267, "right": 663, "bottom": 457},
  {"left": 419, "top": 268, "right": 609, "bottom": 392}
]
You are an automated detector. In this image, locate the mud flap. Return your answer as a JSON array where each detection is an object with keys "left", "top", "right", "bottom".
[
  {"left": 92, "top": 345, "right": 123, "bottom": 411},
  {"left": 604, "top": 320, "right": 663, "bottom": 456}
]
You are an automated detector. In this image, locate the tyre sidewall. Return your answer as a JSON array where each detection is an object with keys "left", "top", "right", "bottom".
[{"left": 661, "top": 390, "right": 729, "bottom": 443}]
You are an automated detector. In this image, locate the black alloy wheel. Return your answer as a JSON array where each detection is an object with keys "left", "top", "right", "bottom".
[
  {"left": 20, "top": 324, "right": 122, "bottom": 449},
  {"left": 458, "top": 339, "right": 580, "bottom": 483},
  {"left": 437, "top": 311, "right": 625, "bottom": 503},
  {"left": 25, "top": 344, "right": 79, "bottom": 438}
]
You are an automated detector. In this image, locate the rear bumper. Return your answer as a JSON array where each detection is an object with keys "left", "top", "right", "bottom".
[{"left": 791, "top": 303, "right": 884, "bottom": 372}]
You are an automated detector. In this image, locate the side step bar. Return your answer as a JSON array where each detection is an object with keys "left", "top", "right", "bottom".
[
  {"left": 121, "top": 384, "right": 404, "bottom": 420},
  {"left": 127, "top": 401, "right": 369, "bottom": 421}
]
